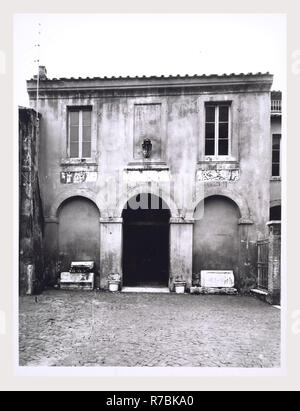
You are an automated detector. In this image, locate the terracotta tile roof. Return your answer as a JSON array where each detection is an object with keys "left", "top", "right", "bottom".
[{"left": 31, "top": 72, "right": 272, "bottom": 81}]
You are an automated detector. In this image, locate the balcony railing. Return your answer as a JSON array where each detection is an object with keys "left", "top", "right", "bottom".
[{"left": 271, "top": 100, "right": 282, "bottom": 113}]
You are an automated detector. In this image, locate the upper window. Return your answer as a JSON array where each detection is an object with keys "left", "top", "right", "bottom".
[
  {"left": 68, "top": 107, "right": 92, "bottom": 159},
  {"left": 272, "top": 134, "right": 281, "bottom": 177},
  {"left": 205, "top": 104, "right": 230, "bottom": 157}
]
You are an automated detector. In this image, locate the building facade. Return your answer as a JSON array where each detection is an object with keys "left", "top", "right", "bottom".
[
  {"left": 19, "top": 107, "right": 44, "bottom": 295},
  {"left": 26, "top": 68, "right": 275, "bottom": 293},
  {"left": 270, "top": 91, "right": 282, "bottom": 220}
]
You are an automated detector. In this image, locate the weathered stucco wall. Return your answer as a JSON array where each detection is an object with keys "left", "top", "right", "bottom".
[
  {"left": 27, "top": 73, "right": 273, "bottom": 292},
  {"left": 19, "top": 107, "right": 44, "bottom": 295}
]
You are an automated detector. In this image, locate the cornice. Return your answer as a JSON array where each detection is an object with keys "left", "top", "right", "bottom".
[{"left": 27, "top": 73, "right": 273, "bottom": 99}]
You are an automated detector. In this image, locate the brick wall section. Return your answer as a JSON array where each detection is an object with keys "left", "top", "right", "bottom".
[{"left": 19, "top": 107, "right": 44, "bottom": 295}]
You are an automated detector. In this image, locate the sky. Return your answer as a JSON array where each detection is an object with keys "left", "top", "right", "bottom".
[{"left": 14, "top": 13, "right": 286, "bottom": 107}]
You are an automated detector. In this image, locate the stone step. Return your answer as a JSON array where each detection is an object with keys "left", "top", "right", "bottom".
[
  {"left": 121, "top": 287, "right": 170, "bottom": 293},
  {"left": 190, "top": 286, "right": 238, "bottom": 295}
]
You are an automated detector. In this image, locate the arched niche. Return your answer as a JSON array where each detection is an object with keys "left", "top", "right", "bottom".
[
  {"left": 57, "top": 196, "right": 100, "bottom": 274},
  {"left": 193, "top": 195, "right": 241, "bottom": 276}
]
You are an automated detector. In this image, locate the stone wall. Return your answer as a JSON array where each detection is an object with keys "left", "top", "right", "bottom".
[
  {"left": 26, "top": 73, "right": 273, "bottom": 292},
  {"left": 19, "top": 107, "right": 44, "bottom": 295}
]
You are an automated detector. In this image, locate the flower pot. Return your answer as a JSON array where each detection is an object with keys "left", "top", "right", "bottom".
[
  {"left": 174, "top": 281, "right": 186, "bottom": 294},
  {"left": 108, "top": 280, "right": 120, "bottom": 292}
]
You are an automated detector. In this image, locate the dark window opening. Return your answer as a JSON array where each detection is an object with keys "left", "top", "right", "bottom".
[
  {"left": 272, "top": 134, "right": 281, "bottom": 177},
  {"left": 218, "top": 139, "right": 228, "bottom": 156},
  {"left": 270, "top": 205, "right": 281, "bottom": 221}
]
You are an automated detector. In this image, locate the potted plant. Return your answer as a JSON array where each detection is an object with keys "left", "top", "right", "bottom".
[
  {"left": 174, "top": 275, "right": 186, "bottom": 294},
  {"left": 108, "top": 273, "right": 121, "bottom": 292}
]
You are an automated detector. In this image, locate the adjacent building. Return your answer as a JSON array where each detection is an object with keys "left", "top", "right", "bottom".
[
  {"left": 270, "top": 90, "right": 282, "bottom": 220},
  {"left": 24, "top": 67, "right": 280, "bottom": 294}
]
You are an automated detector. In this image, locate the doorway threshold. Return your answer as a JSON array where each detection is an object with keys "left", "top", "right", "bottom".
[{"left": 121, "top": 287, "right": 170, "bottom": 293}]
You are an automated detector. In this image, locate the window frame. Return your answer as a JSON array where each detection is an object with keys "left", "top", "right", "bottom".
[
  {"left": 67, "top": 106, "right": 92, "bottom": 160},
  {"left": 204, "top": 103, "right": 231, "bottom": 159}
]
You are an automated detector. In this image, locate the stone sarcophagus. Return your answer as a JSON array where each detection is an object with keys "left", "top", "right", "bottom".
[{"left": 60, "top": 261, "right": 95, "bottom": 291}]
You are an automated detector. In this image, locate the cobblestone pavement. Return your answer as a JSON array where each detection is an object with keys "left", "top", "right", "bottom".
[{"left": 19, "top": 290, "right": 281, "bottom": 367}]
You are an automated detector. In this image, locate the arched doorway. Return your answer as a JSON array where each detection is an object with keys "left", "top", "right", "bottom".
[
  {"left": 122, "top": 193, "right": 170, "bottom": 287},
  {"left": 58, "top": 196, "right": 100, "bottom": 274},
  {"left": 193, "top": 195, "right": 240, "bottom": 275}
]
